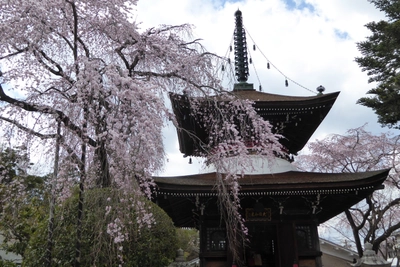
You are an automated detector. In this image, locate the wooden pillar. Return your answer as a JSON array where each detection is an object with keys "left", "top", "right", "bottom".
[
  {"left": 199, "top": 206, "right": 206, "bottom": 267},
  {"left": 277, "top": 222, "right": 298, "bottom": 267}
]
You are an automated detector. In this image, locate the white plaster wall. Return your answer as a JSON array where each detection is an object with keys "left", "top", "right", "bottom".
[{"left": 200, "top": 155, "right": 298, "bottom": 175}]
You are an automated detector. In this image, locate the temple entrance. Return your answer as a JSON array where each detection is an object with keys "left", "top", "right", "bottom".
[{"left": 246, "top": 224, "right": 277, "bottom": 267}]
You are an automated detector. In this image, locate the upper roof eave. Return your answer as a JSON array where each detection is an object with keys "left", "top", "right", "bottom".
[
  {"left": 169, "top": 91, "right": 340, "bottom": 104},
  {"left": 231, "top": 90, "right": 340, "bottom": 103}
]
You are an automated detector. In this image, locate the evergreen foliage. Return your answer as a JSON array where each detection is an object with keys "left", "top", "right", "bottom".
[
  {"left": 0, "top": 147, "right": 47, "bottom": 263},
  {"left": 356, "top": 0, "right": 400, "bottom": 128}
]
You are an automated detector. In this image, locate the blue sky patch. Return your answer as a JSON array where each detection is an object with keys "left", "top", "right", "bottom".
[
  {"left": 283, "top": 0, "right": 315, "bottom": 13},
  {"left": 217, "top": 0, "right": 243, "bottom": 5},
  {"left": 334, "top": 29, "right": 349, "bottom": 40}
]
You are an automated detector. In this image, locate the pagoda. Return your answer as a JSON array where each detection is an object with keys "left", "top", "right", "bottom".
[{"left": 153, "top": 10, "right": 389, "bottom": 267}]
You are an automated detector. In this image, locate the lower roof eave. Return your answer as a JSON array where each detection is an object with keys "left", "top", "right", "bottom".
[
  {"left": 153, "top": 169, "right": 390, "bottom": 197},
  {"left": 155, "top": 184, "right": 381, "bottom": 198}
]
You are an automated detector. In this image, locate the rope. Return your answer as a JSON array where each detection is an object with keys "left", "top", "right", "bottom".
[
  {"left": 218, "top": 33, "right": 238, "bottom": 89},
  {"left": 244, "top": 27, "right": 317, "bottom": 95},
  {"left": 247, "top": 48, "right": 262, "bottom": 91}
]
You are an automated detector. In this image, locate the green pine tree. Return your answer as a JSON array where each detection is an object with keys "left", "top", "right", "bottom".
[{"left": 356, "top": 0, "right": 400, "bottom": 128}]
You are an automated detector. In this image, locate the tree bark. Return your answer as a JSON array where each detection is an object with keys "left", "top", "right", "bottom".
[
  {"left": 45, "top": 121, "right": 61, "bottom": 267},
  {"left": 345, "top": 209, "right": 364, "bottom": 257},
  {"left": 74, "top": 141, "right": 86, "bottom": 267}
]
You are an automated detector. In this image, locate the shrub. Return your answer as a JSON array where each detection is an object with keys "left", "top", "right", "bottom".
[{"left": 23, "top": 188, "right": 177, "bottom": 266}]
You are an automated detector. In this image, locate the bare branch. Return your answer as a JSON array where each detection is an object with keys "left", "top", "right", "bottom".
[
  {"left": 0, "top": 84, "right": 97, "bottom": 147},
  {"left": 0, "top": 46, "right": 29, "bottom": 60},
  {"left": 0, "top": 115, "right": 57, "bottom": 139}
]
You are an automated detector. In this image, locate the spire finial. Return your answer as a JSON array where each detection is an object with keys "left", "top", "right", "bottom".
[{"left": 234, "top": 9, "right": 249, "bottom": 83}]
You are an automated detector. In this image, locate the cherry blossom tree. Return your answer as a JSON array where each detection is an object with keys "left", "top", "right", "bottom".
[
  {"left": 295, "top": 126, "right": 400, "bottom": 257},
  {"left": 0, "top": 0, "right": 282, "bottom": 265}
]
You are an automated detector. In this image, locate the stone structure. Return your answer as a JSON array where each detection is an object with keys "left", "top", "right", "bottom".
[
  {"left": 169, "top": 249, "right": 200, "bottom": 267},
  {"left": 352, "top": 243, "right": 391, "bottom": 267}
]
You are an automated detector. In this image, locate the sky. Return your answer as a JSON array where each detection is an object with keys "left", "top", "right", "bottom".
[{"left": 135, "top": 0, "right": 389, "bottom": 176}]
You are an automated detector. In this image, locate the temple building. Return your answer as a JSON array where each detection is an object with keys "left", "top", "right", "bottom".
[{"left": 153, "top": 10, "right": 389, "bottom": 267}]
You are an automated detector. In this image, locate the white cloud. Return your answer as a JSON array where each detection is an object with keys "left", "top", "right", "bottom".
[{"left": 136, "top": 0, "right": 388, "bottom": 175}]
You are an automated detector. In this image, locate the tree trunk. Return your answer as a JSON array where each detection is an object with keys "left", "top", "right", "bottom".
[
  {"left": 345, "top": 209, "right": 364, "bottom": 257},
  {"left": 45, "top": 121, "right": 61, "bottom": 267},
  {"left": 74, "top": 142, "right": 86, "bottom": 267},
  {"left": 75, "top": 100, "right": 88, "bottom": 267},
  {"left": 95, "top": 140, "right": 111, "bottom": 187}
]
